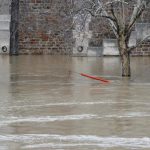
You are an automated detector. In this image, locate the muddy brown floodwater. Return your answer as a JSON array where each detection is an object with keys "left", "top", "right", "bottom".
[{"left": 0, "top": 55, "right": 150, "bottom": 150}]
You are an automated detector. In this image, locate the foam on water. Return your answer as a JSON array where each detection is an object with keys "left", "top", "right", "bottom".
[
  {"left": 105, "top": 112, "right": 150, "bottom": 118},
  {"left": 0, "top": 134, "right": 150, "bottom": 149},
  {"left": 0, "top": 112, "right": 150, "bottom": 126},
  {"left": 0, "top": 101, "right": 127, "bottom": 109},
  {"left": 0, "top": 114, "right": 98, "bottom": 126},
  {"left": 1, "top": 101, "right": 150, "bottom": 110}
]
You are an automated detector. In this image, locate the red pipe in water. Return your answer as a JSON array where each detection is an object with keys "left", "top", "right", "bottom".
[{"left": 80, "top": 73, "right": 110, "bottom": 83}]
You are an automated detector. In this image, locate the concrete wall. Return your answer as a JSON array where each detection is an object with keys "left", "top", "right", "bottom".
[
  {"left": 0, "top": 0, "right": 10, "bottom": 54},
  {"left": 102, "top": 24, "right": 150, "bottom": 56},
  {"left": 131, "top": 23, "right": 150, "bottom": 56},
  {"left": 0, "top": 0, "right": 149, "bottom": 56},
  {"left": 0, "top": 0, "right": 10, "bottom": 14},
  {"left": 103, "top": 39, "right": 119, "bottom": 56},
  {"left": 90, "top": 4, "right": 150, "bottom": 56}
]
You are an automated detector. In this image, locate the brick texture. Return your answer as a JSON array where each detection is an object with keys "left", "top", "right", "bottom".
[
  {"left": 89, "top": 2, "right": 150, "bottom": 56},
  {"left": 18, "top": 0, "right": 73, "bottom": 55},
  {"left": 18, "top": 0, "right": 150, "bottom": 56}
]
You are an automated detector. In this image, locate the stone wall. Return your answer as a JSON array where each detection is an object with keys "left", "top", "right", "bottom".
[
  {"left": 131, "top": 41, "right": 150, "bottom": 56},
  {"left": 18, "top": 0, "right": 150, "bottom": 56},
  {"left": 18, "top": 0, "right": 73, "bottom": 55},
  {"left": 0, "top": 0, "right": 11, "bottom": 54},
  {"left": 0, "top": 0, "right": 10, "bottom": 14},
  {"left": 89, "top": 3, "right": 150, "bottom": 56}
]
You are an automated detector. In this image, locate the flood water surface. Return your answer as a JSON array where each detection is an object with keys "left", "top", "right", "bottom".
[{"left": 0, "top": 55, "right": 150, "bottom": 150}]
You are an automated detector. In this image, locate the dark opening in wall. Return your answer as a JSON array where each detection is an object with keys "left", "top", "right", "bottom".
[{"left": 10, "top": 0, "right": 19, "bottom": 55}]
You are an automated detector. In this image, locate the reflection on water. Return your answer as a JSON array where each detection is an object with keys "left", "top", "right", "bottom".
[{"left": 0, "top": 55, "right": 150, "bottom": 150}]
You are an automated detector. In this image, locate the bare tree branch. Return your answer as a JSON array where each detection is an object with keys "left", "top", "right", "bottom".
[
  {"left": 127, "top": 0, "right": 146, "bottom": 34},
  {"left": 128, "top": 35, "right": 150, "bottom": 51}
]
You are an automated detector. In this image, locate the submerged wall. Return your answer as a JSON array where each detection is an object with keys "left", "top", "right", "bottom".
[
  {"left": 18, "top": 0, "right": 73, "bottom": 55},
  {"left": 0, "top": 0, "right": 11, "bottom": 54},
  {"left": 12, "top": 0, "right": 150, "bottom": 56}
]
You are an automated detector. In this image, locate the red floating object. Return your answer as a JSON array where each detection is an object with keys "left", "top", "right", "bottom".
[{"left": 80, "top": 73, "right": 110, "bottom": 83}]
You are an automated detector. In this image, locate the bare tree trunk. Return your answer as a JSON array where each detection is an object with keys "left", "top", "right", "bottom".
[
  {"left": 121, "top": 50, "right": 130, "bottom": 77},
  {"left": 118, "top": 35, "right": 131, "bottom": 77}
]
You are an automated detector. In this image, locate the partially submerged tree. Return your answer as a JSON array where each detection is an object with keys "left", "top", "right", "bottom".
[{"left": 72, "top": 0, "right": 150, "bottom": 76}]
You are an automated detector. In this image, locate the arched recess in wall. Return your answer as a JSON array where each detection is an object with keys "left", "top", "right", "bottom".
[{"left": 10, "top": 0, "right": 19, "bottom": 55}]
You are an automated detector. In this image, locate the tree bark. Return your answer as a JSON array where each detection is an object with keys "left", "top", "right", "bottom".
[
  {"left": 121, "top": 51, "right": 131, "bottom": 77},
  {"left": 118, "top": 36, "right": 131, "bottom": 77}
]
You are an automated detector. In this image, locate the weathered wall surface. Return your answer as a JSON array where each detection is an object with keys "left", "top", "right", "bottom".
[
  {"left": 0, "top": 0, "right": 10, "bottom": 14},
  {"left": 18, "top": 0, "right": 150, "bottom": 56},
  {"left": 89, "top": 4, "right": 150, "bottom": 56},
  {"left": 0, "top": 0, "right": 11, "bottom": 54},
  {"left": 18, "top": 0, "right": 73, "bottom": 55}
]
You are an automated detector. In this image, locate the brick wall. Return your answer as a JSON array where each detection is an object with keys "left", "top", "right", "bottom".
[
  {"left": 131, "top": 40, "right": 150, "bottom": 56},
  {"left": 18, "top": 0, "right": 73, "bottom": 55},
  {"left": 18, "top": 0, "right": 150, "bottom": 56},
  {"left": 89, "top": 2, "right": 150, "bottom": 56}
]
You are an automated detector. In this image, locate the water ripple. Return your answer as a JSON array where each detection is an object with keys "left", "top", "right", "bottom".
[
  {"left": 0, "top": 134, "right": 150, "bottom": 149},
  {"left": 0, "top": 114, "right": 97, "bottom": 126},
  {"left": 0, "top": 112, "right": 150, "bottom": 126},
  {"left": 1, "top": 101, "right": 150, "bottom": 110}
]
